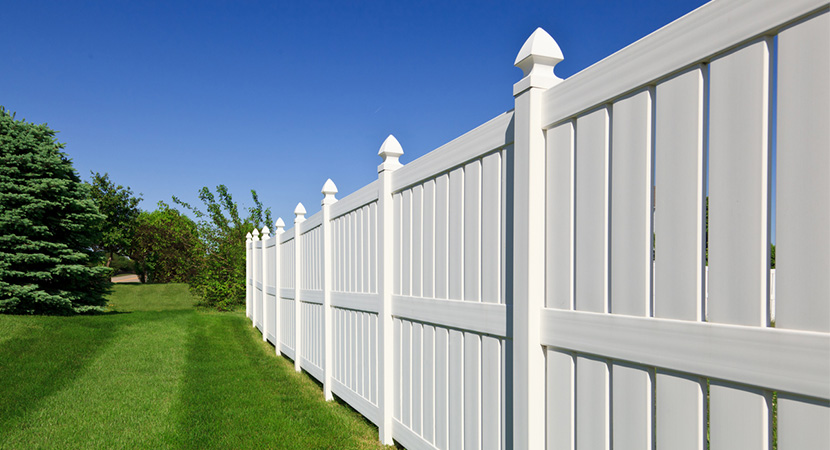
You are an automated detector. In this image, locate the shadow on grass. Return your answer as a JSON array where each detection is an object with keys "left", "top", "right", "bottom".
[
  {"left": 0, "top": 315, "right": 124, "bottom": 433},
  {"left": 0, "top": 310, "right": 182, "bottom": 437}
]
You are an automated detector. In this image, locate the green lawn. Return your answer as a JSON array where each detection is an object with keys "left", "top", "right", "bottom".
[{"left": 0, "top": 284, "right": 389, "bottom": 450}]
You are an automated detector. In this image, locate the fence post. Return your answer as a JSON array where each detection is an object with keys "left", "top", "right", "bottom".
[
  {"left": 261, "top": 226, "right": 271, "bottom": 342},
  {"left": 512, "top": 28, "right": 563, "bottom": 449},
  {"left": 275, "top": 218, "right": 285, "bottom": 355},
  {"left": 252, "top": 228, "right": 261, "bottom": 328},
  {"left": 377, "top": 135, "right": 403, "bottom": 445},
  {"left": 294, "top": 203, "right": 306, "bottom": 373},
  {"left": 321, "top": 179, "right": 338, "bottom": 401},
  {"left": 246, "top": 231, "right": 252, "bottom": 320}
]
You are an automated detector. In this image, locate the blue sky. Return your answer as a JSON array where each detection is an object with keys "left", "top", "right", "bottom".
[{"left": 3, "top": 0, "right": 710, "bottom": 224}]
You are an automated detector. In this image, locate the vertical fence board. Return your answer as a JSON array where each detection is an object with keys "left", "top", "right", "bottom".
[
  {"left": 449, "top": 329, "right": 465, "bottom": 449},
  {"left": 573, "top": 108, "right": 610, "bottom": 450},
  {"left": 654, "top": 66, "right": 705, "bottom": 320},
  {"left": 610, "top": 88, "right": 653, "bottom": 316},
  {"left": 546, "top": 349, "right": 574, "bottom": 450},
  {"left": 423, "top": 181, "right": 436, "bottom": 299},
  {"left": 709, "top": 39, "right": 770, "bottom": 327},
  {"left": 481, "top": 152, "right": 501, "bottom": 304},
  {"left": 612, "top": 364, "right": 652, "bottom": 449},
  {"left": 546, "top": 121, "right": 575, "bottom": 310},
  {"left": 402, "top": 320, "right": 412, "bottom": 427},
  {"left": 365, "top": 312, "right": 371, "bottom": 399},
  {"left": 394, "top": 318, "right": 401, "bottom": 420},
  {"left": 423, "top": 324, "right": 435, "bottom": 444},
  {"left": 372, "top": 203, "right": 379, "bottom": 293},
  {"left": 394, "top": 195, "right": 401, "bottom": 296},
  {"left": 413, "top": 186, "right": 423, "bottom": 298},
  {"left": 402, "top": 190, "right": 412, "bottom": 297},
  {"left": 435, "top": 175, "right": 450, "bottom": 300},
  {"left": 464, "top": 332, "right": 481, "bottom": 450},
  {"left": 359, "top": 312, "right": 365, "bottom": 396},
  {"left": 371, "top": 313, "right": 378, "bottom": 404},
  {"left": 435, "top": 326, "right": 449, "bottom": 449},
  {"left": 655, "top": 371, "right": 704, "bottom": 449},
  {"left": 449, "top": 168, "right": 465, "bottom": 300},
  {"left": 482, "top": 336, "right": 501, "bottom": 450},
  {"left": 575, "top": 107, "right": 610, "bottom": 313},
  {"left": 464, "top": 160, "right": 482, "bottom": 302},
  {"left": 776, "top": 11, "right": 830, "bottom": 448},
  {"left": 776, "top": 10, "right": 830, "bottom": 333},
  {"left": 610, "top": 89, "right": 654, "bottom": 449},
  {"left": 412, "top": 322, "right": 423, "bottom": 435},
  {"left": 654, "top": 65, "right": 706, "bottom": 450},
  {"left": 364, "top": 207, "right": 371, "bottom": 293},
  {"left": 501, "top": 145, "right": 512, "bottom": 308},
  {"left": 709, "top": 39, "right": 771, "bottom": 450},
  {"left": 576, "top": 356, "right": 609, "bottom": 450}
]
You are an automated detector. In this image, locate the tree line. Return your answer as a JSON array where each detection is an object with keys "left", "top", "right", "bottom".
[{"left": 0, "top": 108, "right": 269, "bottom": 314}]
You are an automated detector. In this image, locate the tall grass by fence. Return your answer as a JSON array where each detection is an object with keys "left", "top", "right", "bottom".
[{"left": 247, "top": 0, "right": 829, "bottom": 448}]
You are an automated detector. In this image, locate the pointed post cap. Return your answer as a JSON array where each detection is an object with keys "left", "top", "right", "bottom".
[
  {"left": 322, "top": 178, "right": 338, "bottom": 206},
  {"left": 378, "top": 134, "right": 404, "bottom": 173},
  {"left": 294, "top": 202, "right": 306, "bottom": 222},
  {"left": 246, "top": 231, "right": 252, "bottom": 243},
  {"left": 275, "top": 217, "right": 286, "bottom": 233},
  {"left": 513, "top": 27, "right": 563, "bottom": 95},
  {"left": 252, "top": 227, "right": 260, "bottom": 241},
  {"left": 261, "top": 225, "right": 271, "bottom": 239}
]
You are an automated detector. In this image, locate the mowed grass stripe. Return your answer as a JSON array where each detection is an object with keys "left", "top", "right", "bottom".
[
  {"left": 170, "top": 310, "right": 385, "bottom": 449},
  {"left": 0, "top": 310, "right": 190, "bottom": 449},
  {"left": 0, "top": 284, "right": 388, "bottom": 450}
]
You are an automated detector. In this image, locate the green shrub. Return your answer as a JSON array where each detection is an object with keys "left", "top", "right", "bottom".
[
  {"left": 174, "top": 186, "right": 271, "bottom": 310},
  {"left": 131, "top": 203, "right": 201, "bottom": 284}
]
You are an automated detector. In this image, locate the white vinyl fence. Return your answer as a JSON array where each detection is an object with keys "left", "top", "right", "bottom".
[{"left": 246, "top": 0, "right": 830, "bottom": 448}]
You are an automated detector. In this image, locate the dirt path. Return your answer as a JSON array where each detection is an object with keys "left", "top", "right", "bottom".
[{"left": 111, "top": 274, "right": 140, "bottom": 283}]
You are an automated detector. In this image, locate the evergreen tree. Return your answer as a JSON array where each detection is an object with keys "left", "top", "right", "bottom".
[{"left": 0, "top": 108, "right": 111, "bottom": 314}]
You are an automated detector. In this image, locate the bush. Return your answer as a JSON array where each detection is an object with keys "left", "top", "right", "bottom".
[
  {"left": 174, "top": 186, "right": 271, "bottom": 310},
  {"left": 131, "top": 202, "right": 201, "bottom": 284}
]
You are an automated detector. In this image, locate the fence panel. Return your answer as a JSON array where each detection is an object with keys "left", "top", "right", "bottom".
[{"left": 246, "top": 1, "right": 829, "bottom": 448}]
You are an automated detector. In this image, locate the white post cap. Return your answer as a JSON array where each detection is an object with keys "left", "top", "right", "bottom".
[
  {"left": 261, "top": 225, "right": 271, "bottom": 239},
  {"left": 322, "top": 179, "right": 338, "bottom": 206},
  {"left": 246, "top": 231, "right": 252, "bottom": 243},
  {"left": 252, "top": 228, "right": 260, "bottom": 241},
  {"left": 275, "top": 217, "right": 286, "bottom": 233},
  {"left": 378, "top": 134, "right": 404, "bottom": 173},
  {"left": 294, "top": 203, "right": 307, "bottom": 223},
  {"left": 513, "top": 27, "right": 564, "bottom": 95}
]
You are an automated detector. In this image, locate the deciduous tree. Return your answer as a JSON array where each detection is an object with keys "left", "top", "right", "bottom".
[{"left": 86, "top": 172, "right": 141, "bottom": 267}]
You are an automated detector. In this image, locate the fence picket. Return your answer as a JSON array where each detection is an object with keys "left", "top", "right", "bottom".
[
  {"left": 708, "top": 38, "right": 772, "bottom": 450},
  {"left": 610, "top": 88, "right": 653, "bottom": 449}
]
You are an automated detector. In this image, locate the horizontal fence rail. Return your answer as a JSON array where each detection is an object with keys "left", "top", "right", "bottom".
[{"left": 245, "top": 0, "right": 829, "bottom": 448}]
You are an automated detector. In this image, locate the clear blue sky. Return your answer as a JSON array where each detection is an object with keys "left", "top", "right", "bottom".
[{"left": 3, "top": 0, "right": 710, "bottom": 224}]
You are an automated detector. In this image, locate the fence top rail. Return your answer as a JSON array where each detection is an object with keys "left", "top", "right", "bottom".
[
  {"left": 391, "top": 110, "right": 514, "bottom": 193},
  {"left": 278, "top": 226, "right": 294, "bottom": 243},
  {"left": 540, "top": 0, "right": 828, "bottom": 128},
  {"left": 302, "top": 211, "right": 323, "bottom": 232},
  {"left": 330, "top": 179, "right": 379, "bottom": 220}
]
